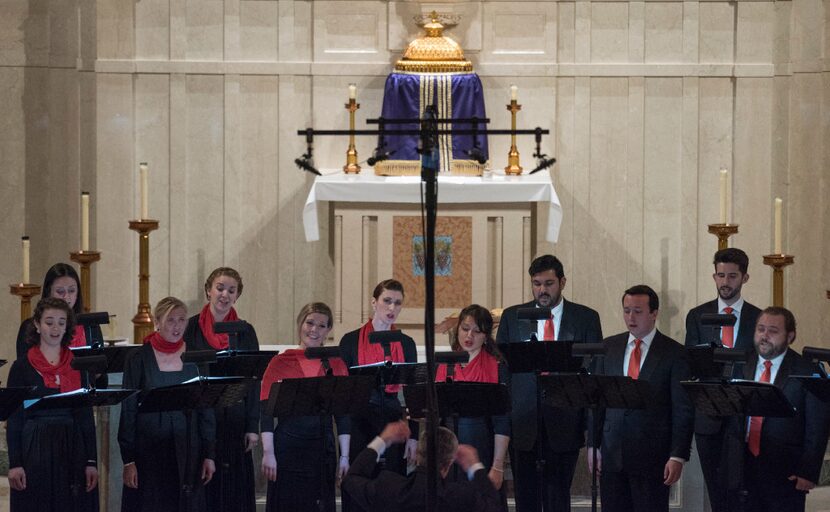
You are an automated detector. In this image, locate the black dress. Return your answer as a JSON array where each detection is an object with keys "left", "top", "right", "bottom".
[
  {"left": 118, "top": 344, "right": 216, "bottom": 512},
  {"left": 183, "top": 314, "right": 259, "bottom": 512},
  {"left": 6, "top": 357, "right": 99, "bottom": 512},
  {"left": 338, "top": 327, "right": 418, "bottom": 512},
  {"left": 261, "top": 408, "right": 350, "bottom": 511}
]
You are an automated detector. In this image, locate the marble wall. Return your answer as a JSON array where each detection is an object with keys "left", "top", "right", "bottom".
[{"left": 2, "top": 0, "right": 829, "bottom": 374}]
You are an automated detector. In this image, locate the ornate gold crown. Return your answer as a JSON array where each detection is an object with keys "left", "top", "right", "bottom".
[{"left": 395, "top": 12, "right": 473, "bottom": 73}]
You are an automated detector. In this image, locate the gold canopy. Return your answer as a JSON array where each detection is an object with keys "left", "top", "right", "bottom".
[{"left": 395, "top": 12, "right": 473, "bottom": 73}]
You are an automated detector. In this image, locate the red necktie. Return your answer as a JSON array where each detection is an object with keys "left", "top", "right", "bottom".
[
  {"left": 722, "top": 306, "right": 735, "bottom": 348},
  {"left": 627, "top": 339, "right": 642, "bottom": 380},
  {"left": 747, "top": 360, "right": 772, "bottom": 456},
  {"left": 543, "top": 314, "right": 555, "bottom": 341}
]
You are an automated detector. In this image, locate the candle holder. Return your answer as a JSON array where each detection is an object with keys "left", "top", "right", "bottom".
[
  {"left": 343, "top": 99, "right": 361, "bottom": 174},
  {"left": 129, "top": 219, "right": 159, "bottom": 343},
  {"left": 9, "top": 283, "right": 42, "bottom": 322},
  {"left": 70, "top": 250, "right": 102, "bottom": 313},
  {"left": 707, "top": 223, "right": 739, "bottom": 251},
  {"left": 505, "top": 100, "right": 523, "bottom": 175},
  {"left": 762, "top": 253, "right": 794, "bottom": 307}
]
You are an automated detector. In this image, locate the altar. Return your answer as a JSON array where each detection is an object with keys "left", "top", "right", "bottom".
[{"left": 303, "top": 171, "right": 562, "bottom": 344}]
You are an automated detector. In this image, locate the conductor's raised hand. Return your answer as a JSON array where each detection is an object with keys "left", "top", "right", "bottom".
[{"left": 379, "top": 420, "right": 410, "bottom": 447}]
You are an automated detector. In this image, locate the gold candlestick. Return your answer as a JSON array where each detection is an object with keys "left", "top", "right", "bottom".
[
  {"left": 505, "top": 100, "right": 523, "bottom": 175},
  {"left": 762, "top": 254, "right": 794, "bottom": 307},
  {"left": 343, "top": 98, "right": 361, "bottom": 174},
  {"left": 70, "top": 250, "right": 102, "bottom": 312},
  {"left": 129, "top": 219, "right": 159, "bottom": 343},
  {"left": 707, "top": 223, "right": 740, "bottom": 251},
  {"left": 9, "top": 283, "right": 42, "bottom": 322}
]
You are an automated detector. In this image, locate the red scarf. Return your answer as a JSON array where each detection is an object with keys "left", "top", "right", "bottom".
[
  {"left": 69, "top": 325, "right": 87, "bottom": 348},
  {"left": 143, "top": 331, "right": 184, "bottom": 354},
  {"left": 27, "top": 346, "right": 82, "bottom": 393},
  {"left": 435, "top": 349, "right": 499, "bottom": 383},
  {"left": 357, "top": 321, "right": 406, "bottom": 393},
  {"left": 260, "top": 348, "right": 349, "bottom": 400},
  {"left": 197, "top": 303, "right": 239, "bottom": 350}
]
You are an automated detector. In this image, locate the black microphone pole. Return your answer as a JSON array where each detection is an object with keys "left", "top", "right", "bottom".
[{"left": 420, "top": 106, "right": 440, "bottom": 512}]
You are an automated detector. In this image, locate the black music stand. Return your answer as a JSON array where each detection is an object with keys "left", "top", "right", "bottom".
[
  {"left": 71, "top": 345, "right": 140, "bottom": 373},
  {"left": 682, "top": 379, "right": 795, "bottom": 512},
  {"left": 0, "top": 387, "right": 36, "bottom": 421},
  {"left": 405, "top": 382, "right": 511, "bottom": 480},
  {"left": 792, "top": 376, "right": 830, "bottom": 403},
  {"left": 498, "top": 341, "right": 582, "bottom": 512},
  {"left": 540, "top": 372, "right": 651, "bottom": 512},
  {"left": 264, "top": 375, "right": 376, "bottom": 512},
  {"left": 138, "top": 376, "right": 250, "bottom": 509},
  {"left": 212, "top": 349, "right": 277, "bottom": 380},
  {"left": 687, "top": 345, "right": 749, "bottom": 381},
  {"left": 24, "top": 387, "right": 137, "bottom": 412},
  {"left": 349, "top": 362, "right": 428, "bottom": 463}
]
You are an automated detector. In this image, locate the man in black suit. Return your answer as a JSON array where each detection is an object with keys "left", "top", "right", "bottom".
[
  {"left": 588, "top": 285, "right": 694, "bottom": 512},
  {"left": 496, "top": 254, "right": 603, "bottom": 512},
  {"left": 726, "top": 307, "right": 830, "bottom": 511},
  {"left": 341, "top": 421, "right": 502, "bottom": 512},
  {"left": 684, "top": 247, "right": 762, "bottom": 512}
]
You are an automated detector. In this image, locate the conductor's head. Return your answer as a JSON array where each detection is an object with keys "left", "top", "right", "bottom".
[{"left": 417, "top": 426, "right": 459, "bottom": 478}]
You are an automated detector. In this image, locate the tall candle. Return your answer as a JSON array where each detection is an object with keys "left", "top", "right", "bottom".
[
  {"left": 22, "top": 236, "right": 30, "bottom": 284},
  {"left": 719, "top": 168, "right": 728, "bottom": 224},
  {"left": 348, "top": 84, "right": 356, "bottom": 101},
  {"left": 81, "top": 192, "right": 90, "bottom": 251},
  {"left": 139, "top": 162, "right": 149, "bottom": 219},
  {"left": 510, "top": 85, "right": 518, "bottom": 102},
  {"left": 774, "top": 197, "right": 783, "bottom": 254}
]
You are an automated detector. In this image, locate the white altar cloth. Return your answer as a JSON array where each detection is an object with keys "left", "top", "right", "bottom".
[{"left": 303, "top": 171, "right": 562, "bottom": 243}]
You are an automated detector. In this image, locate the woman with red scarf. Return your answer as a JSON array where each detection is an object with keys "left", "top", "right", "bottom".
[
  {"left": 6, "top": 297, "right": 99, "bottom": 512},
  {"left": 119, "top": 297, "right": 216, "bottom": 512},
  {"left": 338, "top": 279, "right": 418, "bottom": 512},
  {"left": 183, "top": 267, "right": 259, "bottom": 512},
  {"left": 14, "top": 263, "right": 103, "bottom": 359},
  {"left": 435, "top": 304, "right": 511, "bottom": 510},
  {"left": 259, "top": 302, "right": 351, "bottom": 512}
]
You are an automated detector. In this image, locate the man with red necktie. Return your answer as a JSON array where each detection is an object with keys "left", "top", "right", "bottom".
[
  {"left": 588, "top": 285, "right": 694, "bottom": 512},
  {"left": 496, "top": 254, "right": 603, "bottom": 512},
  {"left": 728, "top": 307, "right": 830, "bottom": 512},
  {"left": 684, "top": 248, "right": 762, "bottom": 512}
]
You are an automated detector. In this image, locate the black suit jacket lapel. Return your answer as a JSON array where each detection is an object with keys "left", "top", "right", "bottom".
[
  {"left": 638, "top": 332, "right": 666, "bottom": 382},
  {"left": 735, "top": 306, "right": 756, "bottom": 350},
  {"left": 558, "top": 300, "right": 575, "bottom": 341},
  {"left": 773, "top": 350, "right": 794, "bottom": 388}
]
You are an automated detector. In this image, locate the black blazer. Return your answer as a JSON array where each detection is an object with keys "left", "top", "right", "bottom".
[
  {"left": 589, "top": 330, "right": 694, "bottom": 474},
  {"left": 496, "top": 299, "right": 603, "bottom": 452},
  {"left": 684, "top": 299, "right": 762, "bottom": 349},
  {"left": 729, "top": 349, "right": 830, "bottom": 485},
  {"left": 341, "top": 446, "right": 502, "bottom": 512}
]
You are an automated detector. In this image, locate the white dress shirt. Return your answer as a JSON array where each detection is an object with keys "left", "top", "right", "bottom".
[
  {"left": 535, "top": 299, "right": 564, "bottom": 341},
  {"left": 718, "top": 297, "right": 745, "bottom": 345},
  {"left": 622, "top": 328, "right": 657, "bottom": 375}
]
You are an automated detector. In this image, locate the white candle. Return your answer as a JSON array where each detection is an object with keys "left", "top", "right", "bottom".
[
  {"left": 719, "top": 168, "right": 728, "bottom": 224},
  {"left": 22, "top": 236, "right": 30, "bottom": 284},
  {"left": 348, "top": 84, "right": 356, "bottom": 101},
  {"left": 774, "top": 197, "right": 783, "bottom": 254},
  {"left": 81, "top": 192, "right": 90, "bottom": 251},
  {"left": 139, "top": 162, "right": 149, "bottom": 219},
  {"left": 510, "top": 85, "right": 518, "bottom": 102}
]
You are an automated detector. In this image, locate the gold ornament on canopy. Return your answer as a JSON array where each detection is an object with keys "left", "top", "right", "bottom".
[{"left": 395, "top": 12, "right": 473, "bottom": 74}]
